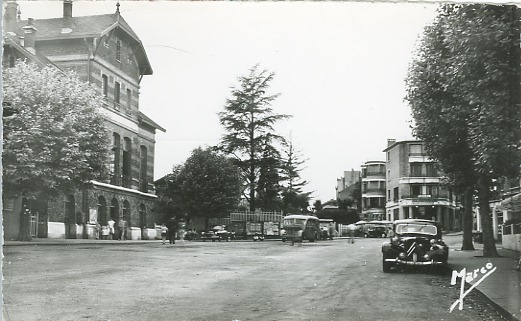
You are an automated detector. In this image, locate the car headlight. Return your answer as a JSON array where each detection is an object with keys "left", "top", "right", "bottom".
[
  {"left": 423, "top": 254, "right": 431, "bottom": 260},
  {"left": 391, "top": 236, "right": 400, "bottom": 245},
  {"left": 398, "top": 252, "right": 406, "bottom": 259}
]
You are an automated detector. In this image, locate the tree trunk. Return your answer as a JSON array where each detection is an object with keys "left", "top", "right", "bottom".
[
  {"left": 249, "top": 111, "right": 256, "bottom": 212},
  {"left": 461, "top": 189, "right": 475, "bottom": 250},
  {"left": 18, "top": 207, "right": 32, "bottom": 241},
  {"left": 478, "top": 175, "right": 500, "bottom": 257}
]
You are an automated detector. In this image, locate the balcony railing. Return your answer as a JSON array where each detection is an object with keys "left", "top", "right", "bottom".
[
  {"left": 362, "top": 171, "right": 386, "bottom": 178},
  {"left": 363, "top": 188, "right": 386, "bottom": 194}
]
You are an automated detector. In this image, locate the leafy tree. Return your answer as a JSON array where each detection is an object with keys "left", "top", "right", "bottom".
[
  {"left": 312, "top": 200, "right": 323, "bottom": 213},
  {"left": 218, "top": 65, "right": 291, "bottom": 211},
  {"left": 405, "top": 4, "right": 521, "bottom": 256},
  {"left": 3, "top": 62, "right": 110, "bottom": 240},
  {"left": 156, "top": 147, "right": 242, "bottom": 229},
  {"left": 349, "top": 179, "right": 362, "bottom": 213},
  {"left": 154, "top": 165, "right": 185, "bottom": 224}
]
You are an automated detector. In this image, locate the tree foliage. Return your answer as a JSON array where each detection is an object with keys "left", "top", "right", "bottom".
[
  {"left": 3, "top": 61, "right": 110, "bottom": 240},
  {"left": 3, "top": 62, "right": 110, "bottom": 198},
  {"left": 405, "top": 4, "right": 521, "bottom": 256},
  {"left": 156, "top": 147, "right": 242, "bottom": 228},
  {"left": 279, "top": 138, "right": 311, "bottom": 214},
  {"left": 218, "top": 65, "right": 291, "bottom": 211}
]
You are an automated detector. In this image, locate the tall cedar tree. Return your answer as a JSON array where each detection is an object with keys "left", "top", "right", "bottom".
[
  {"left": 256, "top": 139, "right": 283, "bottom": 210},
  {"left": 3, "top": 62, "right": 109, "bottom": 240},
  {"left": 405, "top": 4, "right": 521, "bottom": 256},
  {"left": 156, "top": 147, "right": 242, "bottom": 229},
  {"left": 218, "top": 65, "right": 291, "bottom": 211}
]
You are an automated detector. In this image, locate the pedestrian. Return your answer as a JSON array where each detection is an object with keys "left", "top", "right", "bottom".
[
  {"left": 95, "top": 221, "right": 101, "bottom": 240},
  {"left": 108, "top": 218, "right": 115, "bottom": 240},
  {"left": 166, "top": 218, "right": 177, "bottom": 244},
  {"left": 347, "top": 224, "right": 357, "bottom": 244},
  {"left": 161, "top": 224, "right": 168, "bottom": 244},
  {"left": 118, "top": 219, "right": 127, "bottom": 241}
]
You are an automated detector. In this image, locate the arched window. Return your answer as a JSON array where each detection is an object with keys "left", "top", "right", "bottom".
[
  {"left": 111, "top": 133, "right": 121, "bottom": 185},
  {"left": 98, "top": 196, "right": 107, "bottom": 225},
  {"left": 114, "top": 81, "right": 121, "bottom": 108},
  {"left": 110, "top": 198, "right": 119, "bottom": 221},
  {"left": 139, "top": 203, "right": 146, "bottom": 228},
  {"left": 122, "top": 137, "right": 132, "bottom": 188},
  {"left": 123, "top": 200, "right": 131, "bottom": 227},
  {"left": 139, "top": 145, "right": 148, "bottom": 192}
]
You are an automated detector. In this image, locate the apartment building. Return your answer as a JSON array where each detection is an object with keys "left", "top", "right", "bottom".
[
  {"left": 361, "top": 161, "right": 386, "bottom": 221},
  {"left": 383, "top": 140, "right": 460, "bottom": 232}
]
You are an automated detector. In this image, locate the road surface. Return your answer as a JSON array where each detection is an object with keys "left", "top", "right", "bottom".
[{"left": 2, "top": 236, "right": 507, "bottom": 321}]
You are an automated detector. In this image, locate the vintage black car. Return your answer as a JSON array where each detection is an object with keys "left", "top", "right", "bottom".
[
  {"left": 381, "top": 219, "right": 448, "bottom": 273},
  {"left": 201, "top": 225, "right": 234, "bottom": 242}
]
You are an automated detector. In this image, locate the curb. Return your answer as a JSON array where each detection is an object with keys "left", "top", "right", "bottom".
[{"left": 471, "top": 285, "right": 520, "bottom": 321}]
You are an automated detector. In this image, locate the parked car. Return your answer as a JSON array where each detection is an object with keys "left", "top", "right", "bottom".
[
  {"left": 364, "top": 221, "right": 392, "bottom": 238},
  {"left": 201, "top": 225, "right": 234, "bottom": 242},
  {"left": 381, "top": 219, "right": 448, "bottom": 273},
  {"left": 365, "top": 225, "right": 387, "bottom": 238},
  {"left": 252, "top": 233, "right": 265, "bottom": 241}
]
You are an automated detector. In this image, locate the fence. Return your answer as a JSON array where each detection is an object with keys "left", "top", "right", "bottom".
[{"left": 230, "top": 211, "right": 283, "bottom": 223}]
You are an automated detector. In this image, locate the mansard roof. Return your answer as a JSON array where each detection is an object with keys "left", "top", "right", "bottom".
[{"left": 15, "top": 13, "right": 152, "bottom": 75}]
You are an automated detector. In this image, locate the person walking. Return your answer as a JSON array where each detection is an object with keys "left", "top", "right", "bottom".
[
  {"left": 347, "top": 224, "right": 357, "bottom": 244},
  {"left": 166, "top": 217, "right": 177, "bottom": 244},
  {"left": 108, "top": 218, "right": 115, "bottom": 240},
  {"left": 95, "top": 221, "right": 101, "bottom": 240},
  {"left": 160, "top": 224, "right": 169, "bottom": 244},
  {"left": 118, "top": 219, "right": 127, "bottom": 241}
]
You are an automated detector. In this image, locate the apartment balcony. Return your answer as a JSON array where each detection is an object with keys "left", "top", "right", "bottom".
[
  {"left": 362, "top": 171, "right": 386, "bottom": 179},
  {"left": 399, "top": 176, "right": 441, "bottom": 184},
  {"left": 399, "top": 195, "right": 454, "bottom": 207},
  {"left": 362, "top": 188, "right": 386, "bottom": 197}
]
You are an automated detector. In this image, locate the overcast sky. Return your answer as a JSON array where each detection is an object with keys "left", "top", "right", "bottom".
[{"left": 17, "top": 1, "right": 441, "bottom": 202}]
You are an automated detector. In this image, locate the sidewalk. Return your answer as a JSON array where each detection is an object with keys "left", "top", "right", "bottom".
[
  {"left": 3, "top": 237, "right": 161, "bottom": 246},
  {"left": 447, "top": 237, "right": 521, "bottom": 321}
]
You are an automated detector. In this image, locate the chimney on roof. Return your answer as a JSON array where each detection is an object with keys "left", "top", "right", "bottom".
[
  {"left": 63, "top": 0, "right": 72, "bottom": 19},
  {"left": 387, "top": 139, "right": 396, "bottom": 147},
  {"left": 61, "top": 0, "right": 73, "bottom": 34},
  {"left": 23, "top": 18, "right": 37, "bottom": 54},
  {"left": 4, "top": 1, "right": 19, "bottom": 33}
]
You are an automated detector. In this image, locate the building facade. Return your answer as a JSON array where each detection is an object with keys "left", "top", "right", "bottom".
[
  {"left": 360, "top": 161, "right": 386, "bottom": 221},
  {"left": 383, "top": 140, "right": 460, "bottom": 232},
  {"left": 336, "top": 170, "right": 360, "bottom": 197},
  {"left": 2, "top": 1, "right": 165, "bottom": 240}
]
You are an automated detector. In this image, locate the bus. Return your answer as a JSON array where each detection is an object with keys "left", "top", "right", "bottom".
[{"left": 283, "top": 214, "right": 321, "bottom": 245}]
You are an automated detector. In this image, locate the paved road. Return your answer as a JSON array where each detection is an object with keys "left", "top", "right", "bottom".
[{"left": 2, "top": 237, "right": 508, "bottom": 321}]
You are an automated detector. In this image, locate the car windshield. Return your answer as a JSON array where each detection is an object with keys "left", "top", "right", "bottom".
[
  {"left": 395, "top": 223, "right": 437, "bottom": 235},
  {"left": 284, "top": 218, "right": 306, "bottom": 226}
]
